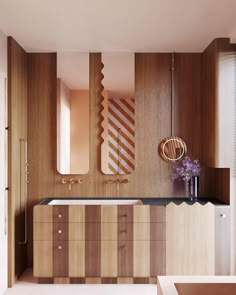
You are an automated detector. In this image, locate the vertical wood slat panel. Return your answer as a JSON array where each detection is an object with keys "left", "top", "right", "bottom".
[
  {"left": 53, "top": 206, "right": 69, "bottom": 277},
  {"left": 85, "top": 206, "right": 101, "bottom": 276},
  {"left": 8, "top": 37, "right": 28, "bottom": 283},
  {"left": 69, "top": 241, "right": 85, "bottom": 277},
  {"left": 101, "top": 206, "right": 117, "bottom": 276},
  {"left": 118, "top": 206, "right": 133, "bottom": 276}
]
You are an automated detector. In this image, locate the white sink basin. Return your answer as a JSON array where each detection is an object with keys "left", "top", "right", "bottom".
[{"left": 47, "top": 199, "right": 143, "bottom": 205}]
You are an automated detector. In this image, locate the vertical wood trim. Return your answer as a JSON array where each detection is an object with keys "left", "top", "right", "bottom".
[
  {"left": 118, "top": 241, "right": 133, "bottom": 277},
  {"left": 7, "top": 36, "right": 28, "bottom": 285},
  {"left": 85, "top": 206, "right": 101, "bottom": 276}
]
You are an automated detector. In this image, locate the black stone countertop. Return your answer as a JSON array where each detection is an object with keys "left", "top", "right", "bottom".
[{"left": 39, "top": 197, "right": 228, "bottom": 206}]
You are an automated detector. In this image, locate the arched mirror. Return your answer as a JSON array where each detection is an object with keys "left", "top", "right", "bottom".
[
  {"left": 101, "top": 53, "right": 135, "bottom": 174},
  {"left": 57, "top": 52, "right": 89, "bottom": 174}
]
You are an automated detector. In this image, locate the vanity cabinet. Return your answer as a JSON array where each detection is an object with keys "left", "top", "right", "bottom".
[
  {"left": 166, "top": 203, "right": 230, "bottom": 275},
  {"left": 33, "top": 204, "right": 166, "bottom": 282}
]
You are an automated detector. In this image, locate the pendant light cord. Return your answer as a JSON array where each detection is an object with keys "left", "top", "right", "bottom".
[{"left": 171, "top": 52, "right": 175, "bottom": 137}]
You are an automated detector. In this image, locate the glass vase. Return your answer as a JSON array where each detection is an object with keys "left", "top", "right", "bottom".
[{"left": 187, "top": 176, "right": 199, "bottom": 201}]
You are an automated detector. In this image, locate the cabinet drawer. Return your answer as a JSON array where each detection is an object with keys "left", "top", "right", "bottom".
[
  {"left": 53, "top": 206, "right": 69, "bottom": 223},
  {"left": 118, "top": 206, "right": 133, "bottom": 222},
  {"left": 34, "top": 241, "right": 53, "bottom": 277},
  {"left": 69, "top": 223, "right": 85, "bottom": 240},
  {"left": 34, "top": 206, "right": 53, "bottom": 222},
  {"left": 53, "top": 241, "right": 69, "bottom": 277},
  {"left": 34, "top": 222, "right": 69, "bottom": 241},
  {"left": 118, "top": 222, "right": 133, "bottom": 241},
  {"left": 34, "top": 222, "right": 52, "bottom": 241}
]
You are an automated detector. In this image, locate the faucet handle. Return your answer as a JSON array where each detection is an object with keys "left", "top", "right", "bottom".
[{"left": 60, "top": 178, "right": 67, "bottom": 184}]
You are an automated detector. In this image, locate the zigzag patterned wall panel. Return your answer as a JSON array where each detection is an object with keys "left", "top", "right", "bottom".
[{"left": 108, "top": 98, "right": 135, "bottom": 174}]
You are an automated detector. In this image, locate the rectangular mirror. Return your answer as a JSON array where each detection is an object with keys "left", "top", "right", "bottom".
[
  {"left": 101, "top": 53, "right": 135, "bottom": 174},
  {"left": 57, "top": 52, "right": 89, "bottom": 174}
]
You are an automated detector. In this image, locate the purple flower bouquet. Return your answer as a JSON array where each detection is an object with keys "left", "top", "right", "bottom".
[{"left": 171, "top": 156, "right": 201, "bottom": 181}]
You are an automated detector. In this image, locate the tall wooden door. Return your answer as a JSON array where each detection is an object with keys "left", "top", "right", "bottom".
[{"left": 0, "top": 30, "right": 8, "bottom": 294}]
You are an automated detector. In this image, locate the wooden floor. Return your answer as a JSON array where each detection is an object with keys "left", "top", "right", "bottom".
[{"left": 3, "top": 269, "right": 157, "bottom": 295}]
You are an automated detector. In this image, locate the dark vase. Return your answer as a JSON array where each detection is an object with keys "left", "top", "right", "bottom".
[{"left": 187, "top": 176, "right": 199, "bottom": 201}]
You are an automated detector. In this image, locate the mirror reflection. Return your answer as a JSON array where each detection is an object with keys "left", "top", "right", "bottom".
[
  {"left": 57, "top": 52, "right": 89, "bottom": 174},
  {"left": 101, "top": 53, "right": 135, "bottom": 175}
]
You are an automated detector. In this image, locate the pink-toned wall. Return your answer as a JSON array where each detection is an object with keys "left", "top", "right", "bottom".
[
  {"left": 57, "top": 79, "right": 70, "bottom": 174},
  {"left": 70, "top": 90, "right": 89, "bottom": 174}
]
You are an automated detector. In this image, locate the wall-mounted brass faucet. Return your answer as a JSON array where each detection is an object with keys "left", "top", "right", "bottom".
[
  {"left": 60, "top": 178, "right": 83, "bottom": 190},
  {"left": 104, "top": 179, "right": 129, "bottom": 197}
]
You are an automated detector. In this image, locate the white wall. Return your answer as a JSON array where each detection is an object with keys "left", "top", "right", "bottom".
[{"left": 0, "top": 29, "right": 8, "bottom": 294}]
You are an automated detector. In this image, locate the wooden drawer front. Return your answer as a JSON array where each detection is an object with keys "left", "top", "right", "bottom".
[
  {"left": 69, "top": 223, "right": 85, "bottom": 241},
  {"left": 53, "top": 206, "right": 69, "bottom": 223},
  {"left": 118, "top": 240, "right": 133, "bottom": 277},
  {"left": 69, "top": 205, "right": 85, "bottom": 222},
  {"left": 34, "top": 241, "right": 53, "bottom": 277},
  {"left": 85, "top": 241, "right": 101, "bottom": 277},
  {"left": 150, "top": 241, "right": 166, "bottom": 276},
  {"left": 85, "top": 206, "right": 101, "bottom": 223},
  {"left": 53, "top": 241, "right": 68, "bottom": 277},
  {"left": 150, "top": 206, "right": 166, "bottom": 222},
  {"left": 101, "top": 241, "right": 117, "bottom": 277},
  {"left": 150, "top": 223, "right": 166, "bottom": 241},
  {"left": 101, "top": 222, "right": 117, "bottom": 241},
  {"left": 53, "top": 222, "right": 68, "bottom": 241},
  {"left": 118, "top": 206, "right": 133, "bottom": 222},
  {"left": 34, "top": 205, "right": 53, "bottom": 222},
  {"left": 69, "top": 241, "right": 85, "bottom": 277},
  {"left": 133, "top": 241, "right": 150, "bottom": 277},
  {"left": 118, "top": 222, "right": 133, "bottom": 241},
  {"left": 101, "top": 205, "right": 117, "bottom": 222},
  {"left": 133, "top": 222, "right": 150, "bottom": 240},
  {"left": 134, "top": 205, "right": 150, "bottom": 222},
  {"left": 34, "top": 222, "right": 52, "bottom": 241},
  {"left": 85, "top": 222, "right": 101, "bottom": 241}
]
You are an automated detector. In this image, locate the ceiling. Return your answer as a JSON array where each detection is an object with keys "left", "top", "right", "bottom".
[{"left": 1, "top": 0, "right": 236, "bottom": 53}]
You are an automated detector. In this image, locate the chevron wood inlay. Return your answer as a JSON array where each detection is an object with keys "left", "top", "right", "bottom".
[{"left": 107, "top": 98, "right": 135, "bottom": 174}]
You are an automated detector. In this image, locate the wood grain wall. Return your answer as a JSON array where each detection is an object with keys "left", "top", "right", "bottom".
[
  {"left": 8, "top": 37, "right": 28, "bottom": 285},
  {"left": 26, "top": 52, "right": 203, "bottom": 265}
]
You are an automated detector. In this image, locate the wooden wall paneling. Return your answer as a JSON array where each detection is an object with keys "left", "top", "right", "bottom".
[
  {"left": 174, "top": 53, "right": 201, "bottom": 159},
  {"left": 27, "top": 53, "right": 57, "bottom": 266},
  {"left": 133, "top": 241, "right": 150, "bottom": 277},
  {"left": 134, "top": 53, "right": 172, "bottom": 197},
  {"left": 8, "top": 37, "right": 28, "bottom": 284},
  {"left": 201, "top": 38, "right": 232, "bottom": 167}
]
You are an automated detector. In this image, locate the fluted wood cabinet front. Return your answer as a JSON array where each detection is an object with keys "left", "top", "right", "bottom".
[{"left": 33, "top": 204, "right": 166, "bottom": 281}]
